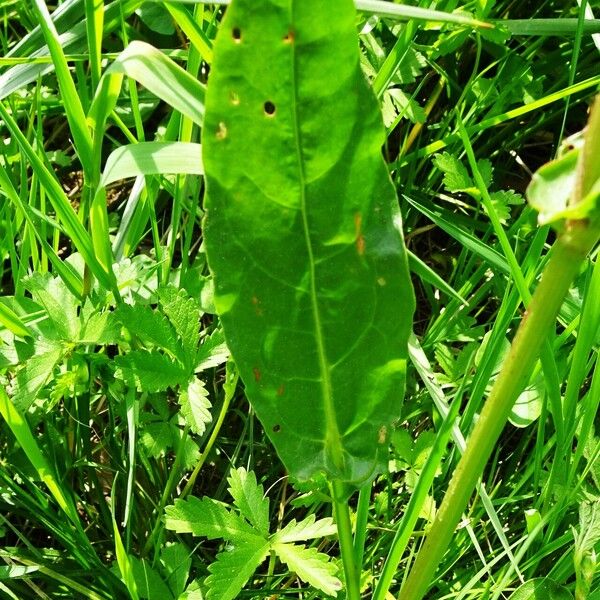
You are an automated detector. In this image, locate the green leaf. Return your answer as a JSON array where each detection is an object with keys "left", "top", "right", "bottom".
[
  {"left": 88, "top": 41, "right": 205, "bottom": 140},
  {"left": 195, "top": 328, "right": 230, "bottom": 372},
  {"left": 100, "top": 142, "right": 204, "bottom": 188},
  {"left": 205, "top": 540, "right": 270, "bottom": 600},
  {"left": 575, "top": 501, "right": 600, "bottom": 556},
  {"left": 526, "top": 149, "right": 581, "bottom": 225},
  {"left": 392, "top": 46, "right": 426, "bottom": 85},
  {"left": 116, "top": 303, "right": 181, "bottom": 359},
  {"left": 0, "top": 300, "right": 31, "bottom": 339},
  {"left": 136, "top": 2, "right": 175, "bottom": 35},
  {"left": 160, "top": 543, "right": 191, "bottom": 599},
  {"left": 165, "top": 496, "right": 262, "bottom": 543},
  {"left": 140, "top": 422, "right": 175, "bottom": 459},
  {"left": 159, "top": 287, "right": 201, "bottom": 368},
  {"left": 509, "top": 379, "right": 544, "bottom": 428},
  {"left": 128, "top": 556, "right": 174, "bottom": 600},
  {"left": 24, "top": 272, "right": 79, "bottom": 341},
  {"left": 179, "top": 377, "right": 212, "bottom": 436},
  {"left": 527, "top": 99, "right": 600, "bottom": 226},
  {"left": 433, "top": 152, "right": 473, "bottom": 193},
  {"left": 272, "top": 514, "right": 337, "bottom": 544},
  {"left": 272, "top": 542, "right": 342, "bottom": 596},
  {"left": 115, "top": 350, "right": 188, "bottom": 392},
  {"left": 227, "top": 467, "right": 269, "bottom": 536},
  {"left": 506, "top": 578, "right": 573, "bottom": 600},
  {"left": 202, "top": 0, "right": 414, "bottom": 484},
  {"left": 78, "top": 306, "right": 119, "bottom": 345},
  {"left": 11, "top": 341, "right": 64, "bottom": 411}
]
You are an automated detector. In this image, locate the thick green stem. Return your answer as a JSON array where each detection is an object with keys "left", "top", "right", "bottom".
[
  {"left": 331, "top": 481, "right": 361, "bottom": 600},
  {"left": 399, "top": 223, "right": 600, "bottom": 600}
]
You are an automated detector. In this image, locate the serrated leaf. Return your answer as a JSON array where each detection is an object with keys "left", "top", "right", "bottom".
[
  {"left": 179, "top": 579, "right": 203, "bottom": 600},
  {"left": 49, "top": 370, "right": 80, "bottom": 406},
  {"left": 272, "top": 542, "right": 341, "bottom": 596},
  {"left": 179, "top": 377, "right": 212, "bottom": 436},
  {"left": 227, "top": 467, "right": 269, "bottom": 536},
  {"left": 273, "top": 514, "right": 337, "bottom": 544},
  {"left": 507, "top": 578, "right": 573, "bottom": 600},
  {"left": 392, "top": 45, "right": 426, "bottom": 85},
  {"left": 477, "top": 158, "right": 493, "bottom": 188},
  {"left": 575, "top": 502, "right": 600, "bottom": 556},
  {"left": 161, "top": 543, "right": 191, "bottom": 599},
  {"left": 115, "top": 350, "right": 188, "bottom": 392},
  {"left": 159, "top": 287, "right": 201, "bottom": 367},
  {"left": 206, "top": 540, "right": 270, "bottom": 600},
  {"left": 384, "top": 88, "right": 426, "bottom": 125},
  {"left": 433, "top": 152, "right": 473, "bottom": 193},
  {"left": 202, "top": 0, "right": 414, "bottom": 485},
  {"left": 10, "top": 342, "right": 64, "bottom": 410},
  {"left": 79, "top": 308, "right": 119, "bottom": 345},
  {"left": 195, "top": 328, "right": 230, "bottom": 372},
  {"left": 24, "top": 272, "right": 79, "bottom": 341},
  {"left": 116, "top": 303, "right": 182, "bottom": 359},
  {"left": 165, "top": 496, "right": 262, "bottom": 543},
  {"left": 140, "top": 422, "right": 174, "bottom": 458},
  {"left": 488, "top": 190, "right": 524, "bottom": 224}
]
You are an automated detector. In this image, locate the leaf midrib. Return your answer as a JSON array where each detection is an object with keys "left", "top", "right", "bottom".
[{"left": 288, "top": 0, "right": 345, "bottom": 473}]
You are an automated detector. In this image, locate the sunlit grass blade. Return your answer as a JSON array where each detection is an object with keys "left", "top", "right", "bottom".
[
  {"left": 0, "top": 0, "right": 142, "bottom": 100},
  {"left": 101, "top": 142, "right": 204, "bottom": 187},
  {"left": 0, "top": 386, "right": 79, "bottom": 525},
  {"left": 88, "top": 41, "right": 206, "bottom": 142},
  {"left": 0, "top": 102, "right": 117, "bottom": 295},
  {"left": 29, "top": 0, "right": 94, "bottom": 176},
  {"left": 0, "top": 300, "right": 32, "bottom": 338}
]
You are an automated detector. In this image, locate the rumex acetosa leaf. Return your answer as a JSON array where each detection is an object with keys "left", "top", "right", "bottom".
[{"left": 202, "top": 0, "right": 415, "bottom": 485}]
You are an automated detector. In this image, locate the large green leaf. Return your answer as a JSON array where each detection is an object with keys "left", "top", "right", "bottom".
[
  {"left": 202, "top": 0, "right": 414, "bottom": 484},
  {"left": 507, "top": 578, "right": 573, "bottom": 600}
]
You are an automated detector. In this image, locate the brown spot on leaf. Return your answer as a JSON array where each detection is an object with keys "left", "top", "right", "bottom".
[
  {"left": 378, "top": 425, "right": 387, "bottom": 444},
  {"left": 230, "top": 91, "right": 240, "bottom": 105},
  {"left": 232, "top": 27, "right": 242, "bottom": 42},
  {"left": 216, "top": 122, "right": 227, "bottom": 140},
  {"left": 354, "top": 212, "right": 365, "bottom": 255},
  {"left": 253, "top": 367, "right": 261, "bottom": 382},
  {"left": 283, "top": 30, "right": 295, "bottom": 43},
  {"left": 273, "top": 424, "right": 281, "bottom": 433},
  {"left": 276, "top": 384, "right": 285, "bottom": 396}
]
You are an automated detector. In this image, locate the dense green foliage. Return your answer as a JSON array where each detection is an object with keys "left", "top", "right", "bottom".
[{"left": 0, "top": 1, "right": 599, "bottom": 599}]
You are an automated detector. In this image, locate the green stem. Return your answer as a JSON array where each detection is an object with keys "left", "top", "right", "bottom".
[
  {"left": 398, "top": 222, "right": 600, "bottom": 600},
  {"left": 353, "top": 483, "right": 370, "bottom": 569},
  {"left": 331, "top": 481, "right": 361, "bottom": 600}
]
